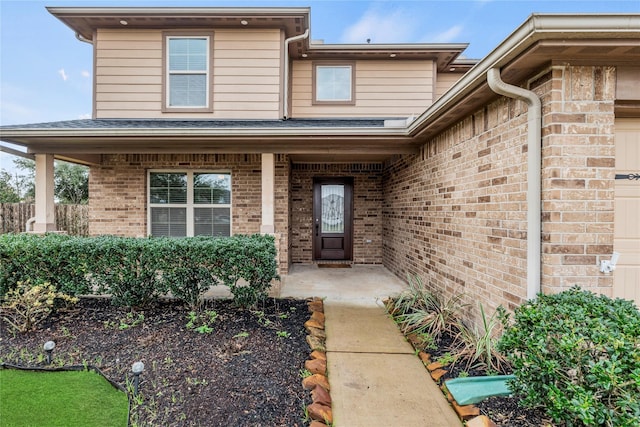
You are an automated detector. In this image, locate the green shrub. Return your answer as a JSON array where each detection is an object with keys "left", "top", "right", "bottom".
[
  {"left": 0, "top": 233, "right": 279, "bottom": 309},
  {"left": 499, "top": 287, "right": 640, "bottom": 426},
  {"left": 159, "top": 237, "right": 220, "bottom": 310},
  {"left": 90, "top": 236, "right": 167, "bottom": 308},
  {"left": 211, "top": 234, "right": 279, "bottom": 308},
  {"left": 0, "top": 234, "right": 91, "bottom": 297}
]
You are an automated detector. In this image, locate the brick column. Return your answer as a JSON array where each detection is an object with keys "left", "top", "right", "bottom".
[{"left": 540, "top": 65, "right": 616, "bottom": 295}]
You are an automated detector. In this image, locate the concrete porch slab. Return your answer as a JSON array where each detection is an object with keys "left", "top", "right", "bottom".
[{"left": 279, "top": 264, "right": 407, "bottom": 303}]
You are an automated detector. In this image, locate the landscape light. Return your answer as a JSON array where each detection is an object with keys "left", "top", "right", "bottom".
[
  {"left": 43, "top": 341, "right": 56, "bottom": 365},
  {"left": 131, "top": 361, "right": 145, "bottom": 396}
]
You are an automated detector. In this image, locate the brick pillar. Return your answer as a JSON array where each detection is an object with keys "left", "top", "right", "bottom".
[{"left": 540, "top": 65, "right": 616, "bottom": 295}]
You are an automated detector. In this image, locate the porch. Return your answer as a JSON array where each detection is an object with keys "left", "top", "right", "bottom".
[
  {"left": 203, "top": 263, "right": 408, "bottom": 303},
  {"left": 279, "top": 264, "right": 407, "bottom": 302}
]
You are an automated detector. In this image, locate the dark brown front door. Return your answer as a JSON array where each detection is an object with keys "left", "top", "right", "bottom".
[{"left": 313, "top": 177, "right": 353, "bottom": 260}]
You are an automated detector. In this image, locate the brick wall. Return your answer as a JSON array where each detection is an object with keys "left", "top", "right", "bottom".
[
  {"left": 90, "top": 153, "right": 291, "bottom": 272},
  {"left": 382, "top": 65, "right": 617, "bottom": 319},
  {"left": 290, "top": 163, "right": 383, "bottom": 264},
  {"left": 540, "top": 66, "right": 616, "bottom": 296}
]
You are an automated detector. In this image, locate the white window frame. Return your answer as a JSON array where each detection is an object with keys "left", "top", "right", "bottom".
[
  {"left": 147, "top": 170, "right": 232, "bottom": 237},
  {"left": 163, "top": 33, "right": 213, "bottom": 112}
]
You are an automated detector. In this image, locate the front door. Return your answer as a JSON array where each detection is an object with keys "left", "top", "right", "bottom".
[{"left": 313, "top": 177, "right": 353, "bottom": 260}]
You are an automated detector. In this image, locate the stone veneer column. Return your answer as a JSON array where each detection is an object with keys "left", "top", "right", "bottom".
[{"left": 33, "top": 153, "right": 56, "bottom": 233}]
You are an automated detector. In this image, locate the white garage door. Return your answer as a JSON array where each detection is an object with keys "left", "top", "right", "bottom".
[{"left": 613, "top": 118, "right": 640, "bottom": 306}]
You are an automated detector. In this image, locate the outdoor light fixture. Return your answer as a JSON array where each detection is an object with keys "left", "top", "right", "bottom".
[
  {"left": 240, "top": 19, "right": 248, "bottom": 25},
  {"left": 43, "top": 341, "right": 55, "bottom": 365},
  {"left": 131, "top": 361, "right": 145, "bottom": 396},
  {"left": 119, "top": 20, "right": 128, "bottom": 26}
]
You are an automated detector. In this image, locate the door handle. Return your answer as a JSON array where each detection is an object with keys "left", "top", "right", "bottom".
[{"left": 315, "top": 223, "right": 319, "bottom": 237}]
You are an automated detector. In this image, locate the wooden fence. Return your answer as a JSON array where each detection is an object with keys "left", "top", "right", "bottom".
[{"left": 0, "top": 203, "right": 89, "bottom": 236}]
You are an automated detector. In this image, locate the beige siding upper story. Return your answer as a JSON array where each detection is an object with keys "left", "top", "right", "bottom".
[
  {"left": 291, "top": 60, "right": 435, "bottom": 118},
  {"left": 95, "top": 28, "right": 282, "bottom": 119},
  {"left": 435, "top": 71, "right": 465, "bottom": 100}
]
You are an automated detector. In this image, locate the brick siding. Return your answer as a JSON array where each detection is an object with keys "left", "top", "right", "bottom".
[
  {"left": 540, "top": 66, "right": 616, "bottom": 296},
  {"left": 382, "top": 65, "right": 616, "bottom": 321},
  {"left": 89, "top": 153, "right": 291, "bottom": 273}
]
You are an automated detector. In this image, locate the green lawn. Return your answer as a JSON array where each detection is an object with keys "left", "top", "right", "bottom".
[{"left": 0, "top": 369, "right": 128, "bottom": 427}]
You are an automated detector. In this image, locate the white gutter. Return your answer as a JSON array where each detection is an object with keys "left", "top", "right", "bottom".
[
  {"left": 283, "top": 29, "right": 309, "bottom": 119},
  {"left": 486, "top": 68, "right": 541, "bottom": 301}
]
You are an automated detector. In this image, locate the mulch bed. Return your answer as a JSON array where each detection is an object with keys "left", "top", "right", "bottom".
[{"left": 0, "top": 297, "right": 311, "bottom": 426}]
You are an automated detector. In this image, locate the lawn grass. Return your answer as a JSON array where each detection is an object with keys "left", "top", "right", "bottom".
[{"left": 0, "top": 369, "right": 128, "bottom": 427}]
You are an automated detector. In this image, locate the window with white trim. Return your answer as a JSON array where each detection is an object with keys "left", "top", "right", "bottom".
[
  {"left": 314, "top": 63, "right": 354, "bottom": 104},
  {"left": 148, "top": 171, "right": 231, "bottom": 237},
  {"left": 166, "top": 36, "right": 210, "bottom": 109}
]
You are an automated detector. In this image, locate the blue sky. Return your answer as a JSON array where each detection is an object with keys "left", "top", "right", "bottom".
[{"left": 1, "top": 0, "right": 639, "bottom": 172}]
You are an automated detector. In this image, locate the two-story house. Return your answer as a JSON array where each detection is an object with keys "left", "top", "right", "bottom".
[{"left": 1, "top": 7, "right": 639, "bottom": 318}]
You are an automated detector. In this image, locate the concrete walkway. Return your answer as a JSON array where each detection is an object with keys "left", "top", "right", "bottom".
[{"left": 281, "top": 265, "right": 461, "bottom": 427}]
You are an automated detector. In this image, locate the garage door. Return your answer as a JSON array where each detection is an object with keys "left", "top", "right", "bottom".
[{"left": 613, "top": 118, "right": 640, "bottom": 306}]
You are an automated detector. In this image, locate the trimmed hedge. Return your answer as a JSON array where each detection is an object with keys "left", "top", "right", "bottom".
[{"left": 0, "top": 233, "right": 279, "bottom": 308}]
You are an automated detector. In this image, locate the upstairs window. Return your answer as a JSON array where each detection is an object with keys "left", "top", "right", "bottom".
[
  {"left": 164, "top": 34, "right": 213, "bottom": 112},
  {"left": 313, "top": 63, "right": 355, "bottom": 104},
  {"left": 149, "top": 171, "right": 231, "bottom": 237}
]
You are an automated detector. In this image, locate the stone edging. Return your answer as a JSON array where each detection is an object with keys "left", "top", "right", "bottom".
[
  {"left": 405, "top": 334, "right": 497, "bottom": 427},
  {"left": 301, "top": 297, "right": 333, "bottom": 426}
]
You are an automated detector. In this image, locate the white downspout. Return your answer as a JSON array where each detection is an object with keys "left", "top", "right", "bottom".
[
  {"left": 486, "top": 68, "right": 542, "bottom": 301},
  {"left": 282, "top": 29, "right": 309, "bottom": 119}
]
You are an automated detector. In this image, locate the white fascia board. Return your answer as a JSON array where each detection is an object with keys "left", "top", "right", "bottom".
[
  {"left": 0, "top": 127, "right": 410, "bottom": 139},
  {"left": 46, "top": 7, "right": 311, "bottom": 16}
]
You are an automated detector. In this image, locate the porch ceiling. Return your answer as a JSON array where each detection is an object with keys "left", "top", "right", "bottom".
[
  {"left": 0, "top": 119, "right": 418, "bottom": 164},
  {"left": 19, "top": 134, "right": 416, "bottom": 155}
]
